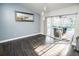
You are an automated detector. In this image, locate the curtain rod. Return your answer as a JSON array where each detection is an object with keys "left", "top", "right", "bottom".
[{"left": 46, "top": 13, "right": 78, "bottom": 18}]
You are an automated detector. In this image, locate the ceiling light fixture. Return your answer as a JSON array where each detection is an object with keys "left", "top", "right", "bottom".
[{"left": 44, "top": 6, "right": 47, "bottom": 11}]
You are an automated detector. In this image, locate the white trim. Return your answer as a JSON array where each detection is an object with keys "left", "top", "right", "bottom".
[{"left": 0, "top": 33, "right": 41, "bottom": 43}]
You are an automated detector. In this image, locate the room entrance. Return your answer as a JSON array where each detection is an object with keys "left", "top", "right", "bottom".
[{"left": 46, "top": 13, "right": 77, "bottom": 42}]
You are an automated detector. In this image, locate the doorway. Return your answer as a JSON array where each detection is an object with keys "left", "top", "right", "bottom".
[{"left": 46, "top": 13, "right": 77, "bottom": 42}]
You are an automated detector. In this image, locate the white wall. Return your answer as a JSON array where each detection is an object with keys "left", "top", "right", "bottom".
[{"left": 41, "top": 5, "right": 79, "bottom": 44}]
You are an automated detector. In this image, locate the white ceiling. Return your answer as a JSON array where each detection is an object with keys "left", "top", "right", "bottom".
[{"left": 22, "top": 3, "right": 78, "bottom": 15}]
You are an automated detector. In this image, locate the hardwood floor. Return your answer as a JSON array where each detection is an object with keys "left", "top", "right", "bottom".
[{"left": 0, "top": 34, "right": 79, "bottom": 56}]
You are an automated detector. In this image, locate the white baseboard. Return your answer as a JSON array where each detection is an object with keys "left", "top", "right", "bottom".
[{"left": 0, "top": 33, "right": 41, "bottom": 43}]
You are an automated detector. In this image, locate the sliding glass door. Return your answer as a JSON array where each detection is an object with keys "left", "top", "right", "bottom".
[{"left": 46, "top": 14, "right": 77, "bottom": 40}]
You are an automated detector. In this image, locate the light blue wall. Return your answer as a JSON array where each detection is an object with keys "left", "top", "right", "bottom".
[
  {"left": 0, "top": 3, "right": 40, "bottom": 41},
  {"left": 0, "top": 4, "right": 3, "bottom": 39}
]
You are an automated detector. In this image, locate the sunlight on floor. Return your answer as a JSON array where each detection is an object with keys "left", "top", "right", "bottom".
[{"left": 34, "top": 43, "right": 70, "bottom": 56}]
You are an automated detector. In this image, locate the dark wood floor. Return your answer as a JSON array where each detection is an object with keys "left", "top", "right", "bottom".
[{"left": 0, "top": 34, "right": 79, "bottom": 56}]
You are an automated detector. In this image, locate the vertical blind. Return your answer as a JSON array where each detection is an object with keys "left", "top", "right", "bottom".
[
  {"left": 47, "top": 13, "right": 77, "bottom": 37},
  {"left": 47, "top": 14, "right": 77, "bottom": 29}
]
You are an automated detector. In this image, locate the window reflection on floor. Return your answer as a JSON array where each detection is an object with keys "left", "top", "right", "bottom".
[{"left": 34, "top": 36, "right": 71, "bottom": 56}]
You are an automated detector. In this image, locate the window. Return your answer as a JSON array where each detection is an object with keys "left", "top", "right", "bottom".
[{"left": 47, "top": 14, "right": 77, "bottom": 38}]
